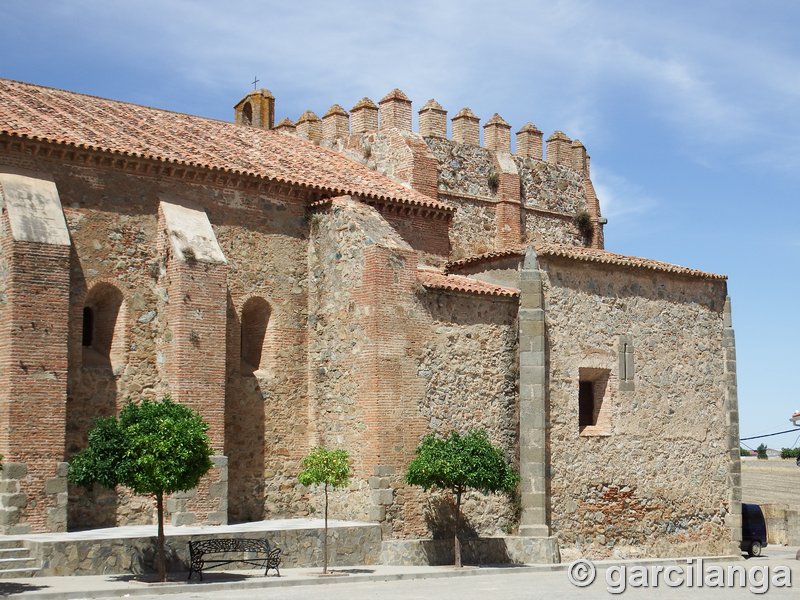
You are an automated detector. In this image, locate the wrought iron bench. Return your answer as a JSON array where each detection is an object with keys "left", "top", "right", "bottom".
[{"left": 188, "top": 538, "right": 282, "bottom": 580}]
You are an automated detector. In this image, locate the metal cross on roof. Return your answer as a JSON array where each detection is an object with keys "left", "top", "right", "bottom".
[{"left": 252, "top": 76, "right": 260, "bottom": 90}]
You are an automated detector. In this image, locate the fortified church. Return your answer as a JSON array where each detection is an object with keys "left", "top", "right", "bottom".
[{"left": 0, "top": 78, "right": 741, "bottom": 561}]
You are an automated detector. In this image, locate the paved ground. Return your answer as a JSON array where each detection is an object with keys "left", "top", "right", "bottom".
[{"left": 1, "top": 547, "right": 797, "bottom": 600}]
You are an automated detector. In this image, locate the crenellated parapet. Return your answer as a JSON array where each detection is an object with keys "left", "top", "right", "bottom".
[
  {"left": 451, "top": 108, "right": 480, "bottom": 146},
  {"left": 378, "top": 89, "right": 412, "bottom": 132},
  {"left": 351, "top": 98, "right": 378, "bottom": 135},
  {"left": 234, "top": 86, "right": 605, "bottom": 250},
  {"left": 235, "top": 86, "right": 589, "bottom": 168},
  {"left": 296, "top": 110, "right": 322, "bottom": 144},
  {"left": 483, "top": 114, "right": 512, "bottom": 153},
  {"left": 516, "top": 123, "right": 543, "bottom": 160},
  {"left": 323, "top": 104, "right": 349, "bottom": 142},
  {"left": 418, "top": 99, "right": 447, "bottom": 139}
]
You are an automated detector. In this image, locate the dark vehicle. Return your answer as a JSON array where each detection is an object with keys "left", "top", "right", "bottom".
[{"left": 741, "top": 503, "right": 767, "bottom": 557}]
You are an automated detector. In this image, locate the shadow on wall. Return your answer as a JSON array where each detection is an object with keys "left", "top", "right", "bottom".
[
  {"left": 67, "top": 263, "right": 124, "bottom": 530},
  {"left": 225, "top": 293, "right": 267, "bottom": 523}
]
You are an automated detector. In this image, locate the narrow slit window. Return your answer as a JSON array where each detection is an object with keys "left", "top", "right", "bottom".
[
  {"left": 579, "top": 380, "right": 595, "bottom": 427},
  {"left": 578, "top": 367, "right": 611, "bottom": 435},
  {"left": 82, "top": 307, "right": 94, "bottom": 347}
]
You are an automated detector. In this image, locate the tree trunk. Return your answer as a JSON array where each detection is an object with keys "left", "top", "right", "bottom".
[
  {"left": 323, "top": 482, "right": 329, "bottom": 574},
  {"left": 454, "top": 489, "right": 462, "bottom": 568},
  {"left": 156, "top": 491, "right": 166, "bottom": 582}
]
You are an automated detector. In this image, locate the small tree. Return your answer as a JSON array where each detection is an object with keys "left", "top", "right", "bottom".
[
  {"left": 405, "top": 429, "right": 519, "bottom": 568},
  {"left": 68, "top": 395, "right": 214, "bottom": 582},
  {"left": 298, "top": 447, "right": 350, "bottom": 574},
  {"left": 756, "top": 443, "right": 768, "bottom": 460}
]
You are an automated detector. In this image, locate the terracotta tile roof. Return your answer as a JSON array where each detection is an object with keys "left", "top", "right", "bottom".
[
  {"left": 446, "top": 244, "right": 726, "bottom": 280},
  {"left": 534, "top": 243, "right": 727, "bottom": 280},
  {"left": 445, "top": 247, "right": 525, "bottom": 273},
  {"left": 0, "top": 78, "right": 452, "bottom": 213},
  {"left": 418, "top": 268, "right": 519, "bottom": 298}
]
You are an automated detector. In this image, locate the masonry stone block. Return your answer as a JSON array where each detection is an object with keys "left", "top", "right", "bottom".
[
  {"left": 171, "top": 512, "right": 197, "bottom": 527},
  {"left": 44, "top": 478, "right": 66, "bottom": 495},
  {"left": 0, "top": 480, "right": 19, "bottom": 494},
  {"left": 3, "top": 493, "right": 28, "bottom": 509},
  {"left": 1, "top": 463, "right": 27, "bottom": 480},
  {"left": 368, "top": 506, "right": 386, "bottom": 521},
  {"left": 208, "top": 482, "right": 227, "bottom": 498},
  {"left": 206, "top": 511, "right": 227, "bottom": 526},
  {"left": 369, "top": 476, "right": 390, "bottom": 489},
  {"left": 371, "top": 489, "right": 394, "bottom": 506},
  {"left": 374, "top": 465, "right": 395, "bottom": 477}
]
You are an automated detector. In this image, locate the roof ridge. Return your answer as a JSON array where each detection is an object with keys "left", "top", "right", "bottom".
[
  {"left": 534, "top": 243, "right": 727, "bottom": 280},
  {"left": 0, "top": 78, "right": 454, "bottom": 213},
  {"left": 0, "top": 77, "right": 234, "bottom": 126}
]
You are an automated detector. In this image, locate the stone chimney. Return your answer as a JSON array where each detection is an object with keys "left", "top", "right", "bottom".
[
  {"left": 234, "top": 89, "right": 275, "bottom": 129},
  {"left": 378, "top": 89, "right": 412, "bottom": 131},
  {"left": 296, "top": 111, "right": 322, "bottom": 144},
  {"left": 452, "top": 108, "right": 480, "bottom": 146},
  {"left": 483, "top": 113, "right": 511, "bottom": 152},
  {"left": 419, "top": 99, "right": 447, "bottom": 138},
  {"left": 322, "top": 104, "right": 350, "bottom": 142},
  {"left": 516, "top": 123, "right": 543, "bottom": 160},
  {"left": 350, "top": 97, "right": 378, "bottom": 135},
  {"left": 546, "top": 131, "right": 572, "bottom": 166},
  {"left": 273, "top": 117, "right": 297, "bottom": 135}
]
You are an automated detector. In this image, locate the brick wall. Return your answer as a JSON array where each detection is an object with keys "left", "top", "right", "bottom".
[{"left": 0, "top": 223, "right": 70, "bottom": 532}]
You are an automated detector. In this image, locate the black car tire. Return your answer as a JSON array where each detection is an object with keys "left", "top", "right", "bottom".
[{"left": 748, "top": 540, "right": 762, "bottom": 557}]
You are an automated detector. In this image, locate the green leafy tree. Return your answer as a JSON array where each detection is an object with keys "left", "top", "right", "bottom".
[
  {"left": 405, "top": 429, "right": 519, "bottom": 568},
  {"left": 780, "top": 447, "right": 800, "bottom": 459},
  {"left": 756, "top": 443, "right": 768, "bottom": 460},
  {"left": 68, "top": 396, "right": 213, "bottom": 581},
  {"left": 298, "top": 447, "right": 350, "bottom": 574}
]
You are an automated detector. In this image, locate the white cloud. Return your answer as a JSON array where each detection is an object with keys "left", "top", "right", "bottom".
[{"left": 590, "top": 166, "right": 657, "bottom": 222}]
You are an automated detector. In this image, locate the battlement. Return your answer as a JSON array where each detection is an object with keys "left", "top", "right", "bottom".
[{"left": 234, "top": 88, "right": 589, "bottom": 174}]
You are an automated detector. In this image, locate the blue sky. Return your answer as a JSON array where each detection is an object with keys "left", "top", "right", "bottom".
[{"left": 2, "top": 0, "right": 799, "bottom": 448}]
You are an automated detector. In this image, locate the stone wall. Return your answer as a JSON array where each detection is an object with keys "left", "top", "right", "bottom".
[
  {"left": 539, "top": 256, "right": 733, "bottom": 558},
  {"left": 307, "top": 197, "right": 404, "bottom": 522},
  {"left": 402, "top": 291, "right": 520, "bottom": 540},
  {"left": 24, "top": 521, "right": 382, "bottom": 576},
  {"left": 523, "top": 210, "right": 583, "bottom": 246},
  {"left": 446, "top": 199, "right": 496, "bottom": 260},
  {"left": 515, "top": 156, "right": 586, "bottom": 213},
  {"left": 1, "top": 152, "right": 311, "bottom": 530}
]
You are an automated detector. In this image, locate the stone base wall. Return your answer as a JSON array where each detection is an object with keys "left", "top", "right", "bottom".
[
  {"left": 24, "top": 521, "right": 381, "bottom": 576},
  {"left": 381, "top": 536, "right": 560, "bottom": 566},
  {"left": 0, "top": 462, "right": 67, "bottom": 535},
  {"left": 760, "top": 504, "right": 800, "bottom": 546}
]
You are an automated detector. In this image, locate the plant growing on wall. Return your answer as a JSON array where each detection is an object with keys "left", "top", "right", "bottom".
[
  {"left": 68, "top": 395, "right": 213, "bottom": 582},
  {"left": 405, "top": 429, "right": 519, "bottom": 568},
  {"left": 487, "top": 171, "right": 499, "bottom": 193},
  {"left": 298, "top": 447, "right": 351, "bottom": 574},
  {"left": 574, "top": 210, "right": 593, "bottom": 243}
]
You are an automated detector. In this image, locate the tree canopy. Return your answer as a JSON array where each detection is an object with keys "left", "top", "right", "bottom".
[
  {"left": 405, "top": 429, "right": 519, "bottom": 568},
  {"left": 298, "top": 447, "right": 350, "bottom": 489},
  {"left": 68, "top": 395, "right": 214, "bottom": 580},
  {"left": 406, "top": 429, "right": 519, "bottom": 496}
]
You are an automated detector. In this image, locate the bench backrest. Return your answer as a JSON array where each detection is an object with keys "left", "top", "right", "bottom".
[{"left": 189, "top": 538, "right": 271, "bottom": 557}]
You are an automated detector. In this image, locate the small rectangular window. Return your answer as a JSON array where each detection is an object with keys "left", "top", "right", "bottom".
[
  {"left": 578, "top": 367, "right": 611, "bottom": 436},
  {"left": 579, "top": 381, "right": 595, "bottom": 427}
]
